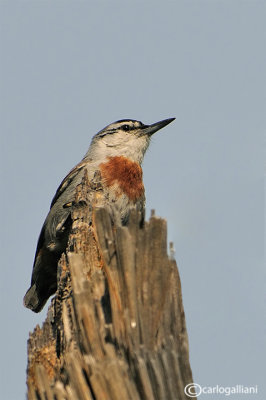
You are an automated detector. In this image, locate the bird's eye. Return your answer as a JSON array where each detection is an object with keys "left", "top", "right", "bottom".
[{"left": 122, "top": 125, "right": 130, "bottom": 131}]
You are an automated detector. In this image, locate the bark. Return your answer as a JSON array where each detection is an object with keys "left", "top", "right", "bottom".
[{"left": 26, "top": 172, "right": 195, "bottom": 400}]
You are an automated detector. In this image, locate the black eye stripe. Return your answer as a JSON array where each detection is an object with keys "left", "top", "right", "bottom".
[
  {"left": 95, "top": 121, "right": 143, "bottom": 139},
  {"left": 102, "top": 129, "right": 116, "bottom": 136}
]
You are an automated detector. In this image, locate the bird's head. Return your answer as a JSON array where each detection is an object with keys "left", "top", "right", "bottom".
[{"left": 85, "top": 117, "right": 175, "bottom": 164}]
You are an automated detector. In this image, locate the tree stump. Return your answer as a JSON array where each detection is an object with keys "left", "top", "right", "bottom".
[{"left": 26, "top": 172, "right": 195, "bottom": 400}]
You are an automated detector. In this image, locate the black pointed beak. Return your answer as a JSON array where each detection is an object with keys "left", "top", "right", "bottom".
[{"left": 142, "top": 117, "right": 176, "bottom": 136}]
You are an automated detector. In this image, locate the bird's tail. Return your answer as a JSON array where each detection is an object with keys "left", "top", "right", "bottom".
[{"left": 23, "top": 284, "right": 46, "bottom": 313}]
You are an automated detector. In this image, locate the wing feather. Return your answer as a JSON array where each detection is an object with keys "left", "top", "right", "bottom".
[{"left": 50, "top": 161, "right": 87, "bottom": 208}]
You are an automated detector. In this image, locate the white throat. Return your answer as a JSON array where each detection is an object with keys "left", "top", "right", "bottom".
[{"left": 85, "top": 133, "right": 150, "bottom": 165}]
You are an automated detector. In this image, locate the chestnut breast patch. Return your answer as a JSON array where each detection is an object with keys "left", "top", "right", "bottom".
[{"left": 100, "top": 156, "right": 145, "bottom": 202}]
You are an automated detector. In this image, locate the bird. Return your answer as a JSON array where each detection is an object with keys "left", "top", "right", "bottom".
[{"left": 23, "top": 117, "right": 175, "bottom": 312}]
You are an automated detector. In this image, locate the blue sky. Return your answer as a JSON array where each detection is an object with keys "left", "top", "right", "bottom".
[{"left": 1, "top": 1, "right": 265, "bottom": 399}]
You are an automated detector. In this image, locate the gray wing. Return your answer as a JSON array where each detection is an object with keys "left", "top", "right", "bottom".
[
  {"left": 24, "top": 161, "right": 88, "bottom": 312},
  {"left": 33, "top": 161, "right": 88, "bottom": 278},
  {"left": 50, "top": 160, "right": 87, "bottom": 208}
]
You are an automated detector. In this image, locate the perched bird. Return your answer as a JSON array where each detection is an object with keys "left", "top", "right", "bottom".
[{"left": 23, "top": 117, "right": 175, "bottom": 312}]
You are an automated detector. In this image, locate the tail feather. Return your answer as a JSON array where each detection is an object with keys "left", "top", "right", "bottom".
[{"left": 23, "top": 284, "right": 46, "bottom": 313}]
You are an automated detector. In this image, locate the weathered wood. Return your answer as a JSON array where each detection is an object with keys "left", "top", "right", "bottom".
[{"left": 26, "top": 172, "right": 195, "bottom": 399}]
